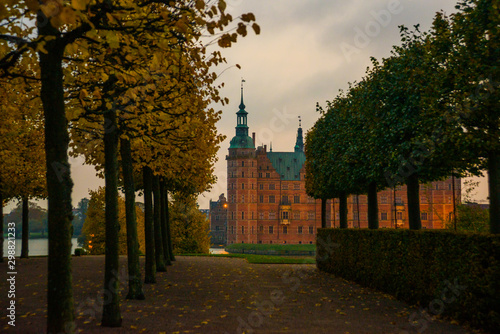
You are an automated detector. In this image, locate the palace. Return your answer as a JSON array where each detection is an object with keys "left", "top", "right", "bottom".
[{"left": 210, "top": 86, "right": 460, "bottom": 245}]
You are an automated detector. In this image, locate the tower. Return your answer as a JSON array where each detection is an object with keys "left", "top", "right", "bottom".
[
  {"left": 226, "top": 80, "right": 258, "bottom": 244},
  {"left": 294, "top": 116, "right": 304, "bottom": 153}
]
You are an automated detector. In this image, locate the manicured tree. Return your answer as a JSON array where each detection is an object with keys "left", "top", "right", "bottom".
[
  {"left": 432, "top": 1, "right": 500, "bottom": 233},
  {"left": 305, "top": 113, "right": 335, "bottom": 228},
  {"left": 370, "top": 27, "right": 474, "bottom": 230}
]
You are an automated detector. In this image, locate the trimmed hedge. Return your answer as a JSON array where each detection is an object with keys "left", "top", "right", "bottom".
[{"left": 316, "top": 229, "right": 500, "bottom": 333}]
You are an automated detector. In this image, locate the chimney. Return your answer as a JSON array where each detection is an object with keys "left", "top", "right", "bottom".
[
  {"left": 252, "top": 132, "right": 256, "bottom": 146},
  {"left": 264, "top": 144, "right": 267, "bottom": 152}
]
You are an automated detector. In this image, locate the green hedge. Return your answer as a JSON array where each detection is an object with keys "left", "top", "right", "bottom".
[
  {"left": 225, "top": 243, "right": 316, "bottom": 252},
  {"left": 316, "top": 229, "right": 500, "bottom": 333}
]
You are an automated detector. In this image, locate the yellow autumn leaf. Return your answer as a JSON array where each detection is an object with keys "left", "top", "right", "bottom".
[
  {"left": 72, "top": 0, "right": 89, "bottom": 11},
  {"left": 60, "top": 7, "right": 77, "bottom": 25}
]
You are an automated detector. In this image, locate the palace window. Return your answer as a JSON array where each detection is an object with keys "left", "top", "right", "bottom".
[
  {"left": 381, "top": 212, "right": 388, "bottom": 221},
  {"left": 266, "top": 173, "right": 270, "bottom": 178},
  {"left": 269, "top": 195, "right": 275, "bottom": 203},
  {"left": 308, "top": 212, "right": 314, "bottom": 220},
  {"left": 396, "top": 211, "right": 403, "bottom": 220},
  {"left": 282, "top": 183, "right": 288, "bottom": 190},
  {"left": 259, "top": 172, "right": 263, "bottom": 178},
  {"left": 293, "top": 212, "right": 300, "bottom": 219},
  {"left": 242, "top": 183, "right": 245, "bottom": 190},
  {"left": 421, "top": 212, "right": 428, "bottom": 221},
  {"left": 259, "top": 183, "right": 264, "bottom": 190},
  {"left": 294, "top": 195, "right": 300, "bottom": 204},
  {"left": 259, "top": 195, "right": 264, "bottom": 203},
  {"left": 381, "top": 196, "right": 388, "bottom": 204},
  {"left": 283, "top": 226, "right": 288, "bottom": 234},
  {"left": 282, "top": 195, "right": 289, "bottom": 204},
  {"left": 259, "top": 212, "right": 264, "bottom": 219},
  {"left": 259, "top": 225, "right": 264, "bottom": 233},
  {"left": 269, "top": 183, "right": 275, "bottom": 190},
  {"left": 241, "top": 212, "right": 245, "bottom": 219},
  {"left": 282, "top": 211, "right": 289, "bottom": 220},
  {"left": 241, "top": 226, "right": 244, "bottom": 234},
  {"left": 269, "top": 226, "right": 274, "bottom": 234},
  {"left": 242, "top": 161, "right": 245, "bottom": 167},
  {"left": 241, "top": 195, "right": 244, "bottom": 203},
  {"left": 242, "top": 171, "right": 245, "bottom": 177},
  {"left": 269, "top": 212, "right": 276, "bottom": 219},
  {"left": 294, "top": 183, "right": 300, "bottom": 190},
  {"left": 309, "top": 226, "right": 314, "bottom": 234},
  {"left": 298, "top": 226, "right": 303, "bottom": 234}
]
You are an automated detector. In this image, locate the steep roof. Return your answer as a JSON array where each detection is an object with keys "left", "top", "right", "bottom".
[{"left": 267, "top": 151, "right": 306, "bottom": 181}]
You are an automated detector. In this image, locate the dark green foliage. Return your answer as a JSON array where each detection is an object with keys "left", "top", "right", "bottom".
[
  {"left": 316, "top": 228, "right": 500, "bottom": 332},
  {"left": 445, "top": 204, "right": 489, "bottom": 233},
  {"left": 74, "top": 248, "right": 85, "bottom": 256}
]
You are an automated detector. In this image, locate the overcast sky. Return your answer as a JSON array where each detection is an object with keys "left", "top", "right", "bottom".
[{"left": 7, "top": 0, "right": 488, "bottom": 212}]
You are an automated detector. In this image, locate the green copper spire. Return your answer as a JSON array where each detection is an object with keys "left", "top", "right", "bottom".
[
  {"left": 294, "top": 116, "right": 304, "bottom": 153},
  {"left": 229, "top": 79, "right": 254, "bottom": 149}
]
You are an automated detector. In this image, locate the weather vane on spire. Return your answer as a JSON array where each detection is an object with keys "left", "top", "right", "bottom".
[{"left": 239, "top": 78, "right": 246, "bottom": 109}]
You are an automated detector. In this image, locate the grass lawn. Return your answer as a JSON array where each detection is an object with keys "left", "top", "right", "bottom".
[
  {"left": 225, "top": 243, "right": 316, "bottom": 252},
  {"left": 180, "top": 253, "right": 315, "bottom": 264}
]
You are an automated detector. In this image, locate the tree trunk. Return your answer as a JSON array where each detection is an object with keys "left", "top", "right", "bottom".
[
  {"left": 119, "top": 138, "right": 145, "bottom": 300},
  {"left": 160, "top": 181, "right": 172, "bottom": 266},
  {"left": 368, "top": 182, "right": 379, "bottom": 229},
  {"left": 143, "top": 166, "right": 156, "bottom": 283},
  {"left": 320, "top": 198, "right": 327, "bottom": 228},
  {"left": 165, "top": 190, "right": 175, "bottom": 261},
  {"left": 38, "top": 15, "right": 75, "bottom": 333},
  {"left": 339, "top": 192, "right": 348, "bottom": 229},
  {"left": 152, "top": 175, "right": 166, "bottom": 272},
  {"left": 21, "top": 196, "right": 29, "bottom": 258},
  {"left": 406, "top": 173, "right": 421, "bottom": 230},
  {"left": 101, "top": 108, "right": 122, "bottom": 327},
  {"left": 489, "top": 150, "right": 500, "bottom": 234},
  {"left": 0, "top": 180, "right": 4, "bottom": 262}
]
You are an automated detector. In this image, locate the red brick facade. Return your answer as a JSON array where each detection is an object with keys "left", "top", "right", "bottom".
[{"left": 209, "top": 194, "right": 227, "bottom": 245}]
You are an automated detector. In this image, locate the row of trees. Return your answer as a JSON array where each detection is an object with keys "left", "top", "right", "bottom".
[
  {"left": 81, "top": 188, "right": 210, "bottom": 256},
  {"left": 305, "top": 0, "right": 499, "bottom": 233},
  {"left": 1, "top": 0, "right": 259, "bottom": 332}
]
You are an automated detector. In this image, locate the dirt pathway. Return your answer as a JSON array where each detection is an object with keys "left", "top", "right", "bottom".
[{"left": 0, "top": 256, "right": 471, "bottom": 333}]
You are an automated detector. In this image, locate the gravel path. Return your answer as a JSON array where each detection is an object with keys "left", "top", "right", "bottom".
[{"left": 0, "top": 256, "right": 472, "bottom": 333}]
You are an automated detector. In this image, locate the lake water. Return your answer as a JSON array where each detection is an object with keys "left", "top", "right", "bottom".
[
  {"left": 3, "top": 238, "right": 80, "bottom": 257},
  {"left": 2, "top": 238, "right": 227, "bottom": 256}
]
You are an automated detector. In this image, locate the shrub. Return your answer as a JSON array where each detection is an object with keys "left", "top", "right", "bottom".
[
  {"left": 316, "top": 229, "right": 500, "bottom": 333},
  {"left": 74, "top": 248, "right": 85, "bottom": 256}
]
